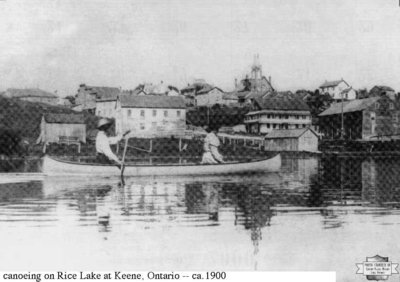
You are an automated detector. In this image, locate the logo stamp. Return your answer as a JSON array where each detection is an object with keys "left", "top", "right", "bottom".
[{"left": 356, "top": 255, "right": 399, "bottom": 281}]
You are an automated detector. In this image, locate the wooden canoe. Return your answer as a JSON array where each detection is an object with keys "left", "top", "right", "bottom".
[{"left": 41, "top": 154, "right": 281, "bottom": 176}]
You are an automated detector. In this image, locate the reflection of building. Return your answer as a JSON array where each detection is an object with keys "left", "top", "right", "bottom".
[{"left": 185, "top": 182, "right": 219, "bottom": 220}]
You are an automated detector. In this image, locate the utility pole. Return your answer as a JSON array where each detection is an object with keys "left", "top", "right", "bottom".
[{"left": 341, "top": 91, "right": 345, "bottom": 140}]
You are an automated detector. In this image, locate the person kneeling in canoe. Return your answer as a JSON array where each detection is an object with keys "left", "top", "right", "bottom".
[
  {"left": 201, "top": 125, "right": 225, "bottom": 164},
  {"left": 95, "top": 118, "right": 130, "bottom": 169}
]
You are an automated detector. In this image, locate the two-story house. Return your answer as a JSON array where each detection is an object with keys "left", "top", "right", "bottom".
[
  {"left": 195, "top": 87, "right": 225, "bottom": 106},
  {"left": 319, "top": 79, "right": 356, "bottom": 101},
  {"left": 75, "top": 84, "right": 120, "bottom": 113},
  {"left": 115, "top": 95, "right": 187, "bottom": 138},
  {"left": 244, "top": 91, "right": 312, "bottom": 134}
]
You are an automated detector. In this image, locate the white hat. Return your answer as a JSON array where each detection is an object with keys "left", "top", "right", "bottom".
[{"left": 97, "top": 118, "right": 112, "bottom": 129}]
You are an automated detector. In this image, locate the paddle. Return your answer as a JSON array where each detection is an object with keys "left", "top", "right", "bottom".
[{"left": 120, "top": 131, "right": 131, "bottom": 185}]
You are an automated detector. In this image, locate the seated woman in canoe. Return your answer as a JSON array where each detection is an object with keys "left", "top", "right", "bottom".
[
  {"left": 201, "top": 125, "right": 225, "bottom": 164},
  {"left": 95, "top": 118, "right": 130, "bottom": 168}
]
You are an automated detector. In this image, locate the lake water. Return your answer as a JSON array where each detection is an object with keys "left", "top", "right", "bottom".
[{"left": 1, "top": 155, "right": 400, "bottom": 282}]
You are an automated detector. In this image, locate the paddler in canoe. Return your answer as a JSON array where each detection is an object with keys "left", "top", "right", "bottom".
[
  {"left": 201, "top": 125, "right": 225, "bottom": 164},
  {"left": 95, "top": 118, "right": 130, "bottom": 169}
]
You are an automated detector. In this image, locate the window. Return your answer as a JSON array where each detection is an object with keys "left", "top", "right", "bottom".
[
  {"left": 273, "top": 124, "right": 276, "bottom": 129},
  {"left": 153, "top": 110, "right": 157, "bottom": 117},
  {"left": 390, "top": 103, "right": 394, "bottom": 110},
  {"left": 267, "top": 124, "right": 270, "bottom": 128},
  {"left": 302, "top": 116, "right": 306, "bottom": 119},
  {"left": 140, "top": 110, "right": 145, "bottom": 118},
  {"left": 375, "top": 103, "right": 380, "bottom": 109},
  {"left": 127, "top": 109, "right": 132, "bottom": 117},
  {"left": 164, "top": 110, "right": 168, "bottom": 117},
  {"left": 177, "top": 110, "right": 181, "bottom": 117},
  {"left": 140, "top": 123, "right": 145, "bottom": 130},
  {"left": 285, "top": 115, "right": 289, "bottom": 119}
]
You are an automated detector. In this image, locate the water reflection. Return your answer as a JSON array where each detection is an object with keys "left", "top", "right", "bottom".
[{"left": 2, "top": 156, "right": 400, "bottom": 277}]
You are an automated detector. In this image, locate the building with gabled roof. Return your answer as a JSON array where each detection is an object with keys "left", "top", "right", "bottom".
[
  {"left": 115, "top": 95, "right": 186, "bottom": 138},
  {"left": 244, "top": 91, "right": 312, "bottom": 134},
  {"left": 75, "top": 84, "right": 121, "bottom": 113},
  {"left": 36, "top": 113, "right": 86, "bottom": 145},
  {"left": 319, "top": 96, "right": 400, "bottom": 140},
  {"left": 195, "top": 86, "right": 225, "bottom": 106},
  {"left": 3, "top": 88, "right": 58, "bottom": 105},
  {"left": 264, "top": 127, "right": 319, "bottom": 152},
  {"left": 319, "top": 79, "right": 356, "bottom": 101},
  {"left": 369, "top": 85, "right": 396, "bottom": 100}
]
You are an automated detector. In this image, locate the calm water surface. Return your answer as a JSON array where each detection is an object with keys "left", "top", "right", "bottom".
[{"left": 1, "top": 155, "right": 400, "bottom": 282}]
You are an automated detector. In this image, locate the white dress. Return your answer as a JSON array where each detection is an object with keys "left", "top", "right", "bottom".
[
  {"left": 95, "top": 131, "right": 123, "bottom": 164},
  {"left": 201, "top": 132, "right": 224, "bottom": 164}
]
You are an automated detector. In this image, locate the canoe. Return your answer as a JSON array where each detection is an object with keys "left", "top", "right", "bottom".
[{"left": 41, "top": 154, "right": 281, "bottom": 176}]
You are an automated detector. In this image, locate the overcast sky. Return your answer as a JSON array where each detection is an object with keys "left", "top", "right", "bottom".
[{"left": 1, "top": 0, "right": 400, "bottom": 96}]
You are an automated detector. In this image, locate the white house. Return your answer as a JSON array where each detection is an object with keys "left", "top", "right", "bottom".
[
  {"left": 319, "top": 79, "right": 356, "bottom": 101},
  {"left": 195, "top": 87, "right": 225, "bottom": 106},
  {"left": 115, "top": 95, "right": 187, "bottom": 138}
]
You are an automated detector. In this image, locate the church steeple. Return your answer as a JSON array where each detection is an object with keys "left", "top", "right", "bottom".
[{"left": 251, "top": 54, "right": 263, "bottom": 91}]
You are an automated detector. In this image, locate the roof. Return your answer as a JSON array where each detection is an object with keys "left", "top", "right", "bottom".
[
  {"left": 43, "top": 113, "right": 85, "bottom": 124},
  {"left": 196, "top": 86, "right": 224, "bottom": 95},
  {"left": 120, "top": 95, "right": 186, "bottom": 109},
  {"left": 370, "top": 85, "right": 395, "bottom": 92},
  {"left": 82, "top": 86, "right": 120, "bottom": 101},
  {"left": 341, "top": 87, "right": 354, "bottom": 94},
  {"left": 265, "top": 128, "right": 317, "bottom": 139},
  {"left": 6, "top": 88, "right": 58, "bottom": 98},
  {"left": 254, "top": 91, "right": 310, "bottom": 112},
  {"left": 245, "top": 90, "right": 271, "bottom": 100},
  {"left": 319, "top": 97, "right": 380, "bottom": 116},
  {"left": 319, "top": 79, "right": 348, "bottom": 88}
]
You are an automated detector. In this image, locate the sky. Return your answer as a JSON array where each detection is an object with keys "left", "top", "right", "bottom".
[{"left": 1, "top": 0, "right": 400, "bottom": 97}]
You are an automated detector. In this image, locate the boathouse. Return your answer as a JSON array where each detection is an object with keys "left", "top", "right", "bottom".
[
  {"left": 264, "top": 128, "right": 319, "bottom": 152},
  {"left": 36, "top": 113, "right": 86, "bottom": 145},
  {"left": 318, "top": 96, "right": 400, "bottom": 140}
]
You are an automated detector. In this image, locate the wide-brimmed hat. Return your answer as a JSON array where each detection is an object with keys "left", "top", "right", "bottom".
[{"left": 97, "top": 118, "right": 112, "bottom": 129}]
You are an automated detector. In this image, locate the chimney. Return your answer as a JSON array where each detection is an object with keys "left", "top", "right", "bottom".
[
  {"left": 234, "top": 78, "right": 238, "bottom": 88},
  {"left": 269, "top": 76, "right": 271, "bottom": 83}
]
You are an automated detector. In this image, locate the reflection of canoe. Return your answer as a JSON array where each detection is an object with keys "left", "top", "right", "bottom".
[{"left": 42, "top": 154, "right": 281, "bottom": 176}]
